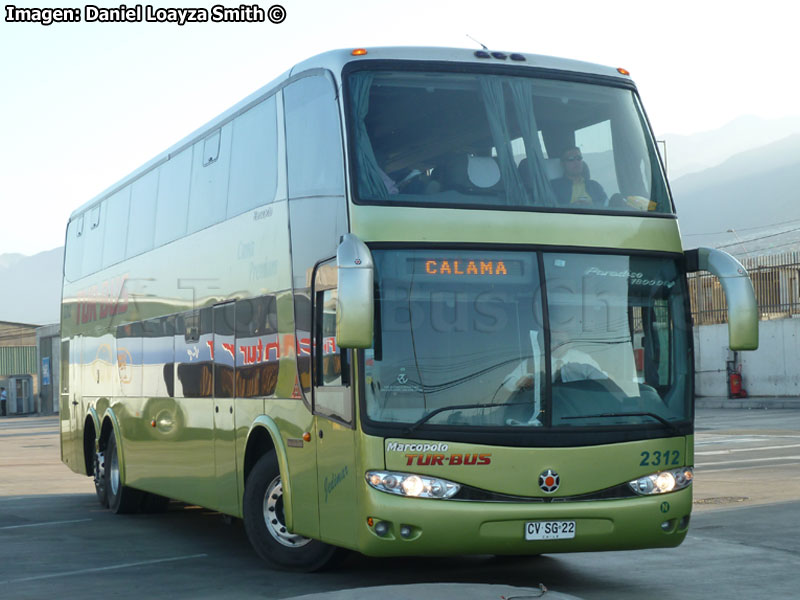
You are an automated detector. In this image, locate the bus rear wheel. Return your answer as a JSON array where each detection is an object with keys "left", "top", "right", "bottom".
[
  {"left": 243, "top": 452, "right": 339, "bottom": 571},
  {"left": 104, "top": 431, "right": 142, "bottom": 514},
  {"left": 93, "top": 447, "right": 109, "bottom": 508}
]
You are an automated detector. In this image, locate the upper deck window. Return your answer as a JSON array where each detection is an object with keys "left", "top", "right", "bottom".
[{"left": 347, "top": 68, "right": 671, "bottom": 214}]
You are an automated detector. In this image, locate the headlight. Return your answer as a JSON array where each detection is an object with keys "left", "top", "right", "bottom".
[
  {"left": 629, "top": 467, "right": 693, "bottom": 495},
  {"left": 366, "top": 470, "right": 460, "bottom": 499}
]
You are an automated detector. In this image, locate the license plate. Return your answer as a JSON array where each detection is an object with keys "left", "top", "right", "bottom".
[{"left": 525, "top": 520, "right": 576, "bottom": 540}]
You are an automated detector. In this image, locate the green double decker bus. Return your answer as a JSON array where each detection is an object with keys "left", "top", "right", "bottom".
[{"left": 60, "top": 47, "right": 758, "bottom": 571}]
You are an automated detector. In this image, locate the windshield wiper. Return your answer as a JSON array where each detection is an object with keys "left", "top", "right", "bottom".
[
  {"left": 561, "top": 412, "right": 682, "bottom": 435},
  {"left": 404, "top": 402, "right": 528, "bottom": 434}
]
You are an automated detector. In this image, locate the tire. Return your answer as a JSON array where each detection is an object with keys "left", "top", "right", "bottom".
[
  {"left": 104, "top": 431, "right": 142, "bottom": 514},
  {"left": 243, "top": 452, "right": 339, "bottom": 571},
  {"left": 93, "top": 446, "right": 109, "bottom": 508}
]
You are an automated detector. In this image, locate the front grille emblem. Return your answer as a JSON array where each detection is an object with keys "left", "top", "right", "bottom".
[{"left": 539, "top": 469, "right": 560, "bottom": 493}]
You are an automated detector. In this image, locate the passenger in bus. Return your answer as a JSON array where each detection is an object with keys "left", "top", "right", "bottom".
[
  {"left": 551, "top": 147, "right": 607, "bottom": 207},
  {"left": 379, "top": 168, "right": 399, "bottom": 195}
]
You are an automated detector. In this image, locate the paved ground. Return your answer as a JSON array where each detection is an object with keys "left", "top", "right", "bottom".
[
  {"left": 2, "top": 406, "right": 799, "bottom": 600},
  {"left": 695, "top": 395, "right": 800, "bottom": 409}
]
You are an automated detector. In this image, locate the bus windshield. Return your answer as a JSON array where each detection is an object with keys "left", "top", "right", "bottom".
[
  {"left": 347, "top": 68, "right": 670, "bottom": 213},
  {"left": 364, "top": 249, "right": 691, "bottom": 432}
]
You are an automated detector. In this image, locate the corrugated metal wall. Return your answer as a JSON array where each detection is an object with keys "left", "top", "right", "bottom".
[
  {"left": 0, "top": 346, "right": 37, "bottom": 375},
  {"left": 0, "top": 322, "right": 38, "bottom": 347}
]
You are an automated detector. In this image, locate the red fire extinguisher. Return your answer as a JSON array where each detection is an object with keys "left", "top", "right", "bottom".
[{"left": 729, "top": 370, "right": 747, "bottom": 398}]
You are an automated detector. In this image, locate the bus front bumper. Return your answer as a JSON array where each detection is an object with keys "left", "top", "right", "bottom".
[{"left": 354, "top": 486, "right": 692, "bottom": 557}]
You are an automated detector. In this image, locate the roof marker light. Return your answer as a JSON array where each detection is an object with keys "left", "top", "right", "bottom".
[
  {"left": 351, "top": 48, "right": 368, "bottom": 56},
  {"left": 617, "top": 67, "right": 631, "bottom": 76}
]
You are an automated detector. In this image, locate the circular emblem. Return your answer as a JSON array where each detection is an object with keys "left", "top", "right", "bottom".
[
  {"left": 539, "top": 469, "right": 560, "bottom": 493},
  {"left": 396, "top": 373, "right": 408, "bottom": 385},
  {"left": 354, "top": 258, "right": 362, "bottom": 265}
]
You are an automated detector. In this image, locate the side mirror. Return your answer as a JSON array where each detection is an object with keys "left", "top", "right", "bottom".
[
  {"left": 335, "top": 234, "right": 374, "bottom": 348},
  {"left": 686, "top": 247, "right": 758, "bottom": 350}
]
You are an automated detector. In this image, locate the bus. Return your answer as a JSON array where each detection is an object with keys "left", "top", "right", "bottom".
[{"left": 60, "top": 47, "right": 759, "bottom": 571}]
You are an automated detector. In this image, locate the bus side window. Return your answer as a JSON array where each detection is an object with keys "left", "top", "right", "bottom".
[
  {"left": 116, "top": 321, "right": 142, "bottom": 398},
  {"left": 81, "top": 203, "right": 103, "bottom": 276},
  {"left": 316, "top": 288, "right": 343, "bottom": 387},
  {"left": 142, "top": 316, "right": 174, "bottom": 398},
  {"left": 234, "top": 296, "right": 279, "bottom": 398},
  {"left": 294, "top": 293, "right": 313, "bottom": 394},
  {"left": 313, "top": 264, "right": 353, "bottom": 425},
  {"left": 102, "top": 187, "right": 130, "bottom": 269},
  {"left": 64, "top": 215, "right": 85, "bottom": 282},
  {"left": 228, "top": 95, "right": 278, "bottom": 217},
  {"left": 213, "top": 302, "right": 235, "bottom": 399},
  {"left": 284, "top": 74, "right": 344, "bottom": 200},
  {"left": 175, "top": 307, "right": 213, "bottom": 398},
  {"left": 313, "top": 262, "right": 350, "bottom": 389}
]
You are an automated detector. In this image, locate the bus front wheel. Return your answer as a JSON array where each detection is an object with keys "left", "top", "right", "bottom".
[{"left": 243, "top": 451, "right": 339, "bottom": 571}]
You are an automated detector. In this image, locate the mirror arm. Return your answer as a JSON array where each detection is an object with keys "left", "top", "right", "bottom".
[{"left": 686, "top": 247, "right": 759, "bottom": 350}]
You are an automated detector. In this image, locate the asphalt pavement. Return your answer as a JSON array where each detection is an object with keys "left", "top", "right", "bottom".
[
  {"left": 694, "top": 394, "right": 800, "bottom": 409},
  {"left": 3, "top": 399, "right": 799, "bottom": 600}
]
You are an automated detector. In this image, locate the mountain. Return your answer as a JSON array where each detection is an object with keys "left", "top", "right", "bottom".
[
  {"left": 0, "top": 247, "right": 63, "bottom": 326},
  {"left": 661, "top": 115, "right": 800, "bottom": 179},
  {"left": 671, "top": 134, "right": 800, "bottom": 254},
  {"left": 0, "top": 253, "right": 25, "bottom": 270}
]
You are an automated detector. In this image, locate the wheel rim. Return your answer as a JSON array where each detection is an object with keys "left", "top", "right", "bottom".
[
  {"left": 109, "top": 443, "right": 120, "bottom": 496},
  {"left": 94, "top": 451, "right": 105, "bottom": 490},
  {"left": 263, "top": 475, "right": 312, "bottom": 548}
]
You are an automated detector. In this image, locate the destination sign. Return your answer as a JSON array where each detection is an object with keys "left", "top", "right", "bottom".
[{"left": 410, "top": 259, "right": 523, "bottom": 277}]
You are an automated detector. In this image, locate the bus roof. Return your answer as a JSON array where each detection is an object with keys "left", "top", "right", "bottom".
[
  {"left": 290, "top": 46, "right": 630, "bottom": 81},
  {"left": 69, "top": 47, "right": 632, "bottom": 220}
]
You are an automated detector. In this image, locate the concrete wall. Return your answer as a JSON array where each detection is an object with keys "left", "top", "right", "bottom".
[{"left": 694, "top": 317, "right": 800, "bottom": 397}]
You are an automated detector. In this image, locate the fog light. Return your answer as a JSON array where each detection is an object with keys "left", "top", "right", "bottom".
[
  {"left": 399, "top": 525, "right": 412, "bottom": 539},
  {"left": 374, "top": 521, "right": 390, "bottom": 537},
  {"left": 661, "top": 519, "right": 674, "bottom": 532}
]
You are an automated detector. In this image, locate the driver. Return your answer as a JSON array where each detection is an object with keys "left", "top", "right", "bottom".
[
  {"left": 502, "top": 360, "right": 535, "bottom": 392},
  {"left": 502, "top": 328, "right": 609, "bottom": 390}
]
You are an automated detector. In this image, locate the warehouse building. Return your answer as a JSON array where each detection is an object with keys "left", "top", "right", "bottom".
[{"left": 0, "top": 321, "right": 39, "bottom": 416}]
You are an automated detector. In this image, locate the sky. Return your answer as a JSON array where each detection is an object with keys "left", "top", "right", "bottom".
[{"left": 2, "top": 0, "right": 799, "bottom": 256}]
